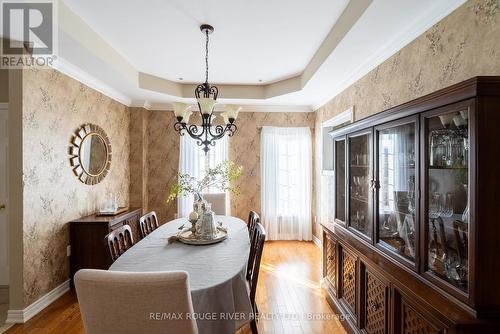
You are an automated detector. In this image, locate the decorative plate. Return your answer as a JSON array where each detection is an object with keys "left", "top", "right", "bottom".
[{"left": 177, "top": 229, "right": 228, "bottom": 245}]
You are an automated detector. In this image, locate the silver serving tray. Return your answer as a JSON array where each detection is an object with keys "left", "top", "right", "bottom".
[{"left": 177, "top": 229, "right": 228, "bottom": 245}]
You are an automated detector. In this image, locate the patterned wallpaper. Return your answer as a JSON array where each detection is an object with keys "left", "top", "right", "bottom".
[
  {"left": 145, "top": 110, "right": 180, "bottom": 224},
  {"left": 142, "top": 111, "right": 315, "bottom": 226},
  {"left": 22, "top": 68, "right": 130, "bottom": 306},
  {"left": 229, "top": 112, "right": 315, "bottom": 223},
  {"left": 129, "top": 107, "right": 148, "bottom": 209},
  {"left": 314, "top": 0, "right": 500, "bottom": 238}
]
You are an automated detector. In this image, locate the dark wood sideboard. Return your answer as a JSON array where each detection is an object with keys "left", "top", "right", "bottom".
[
  {"left": 69, "top": 207, "right": 142, "bottom": 282},
  {"left": 322, "top": 77, "right": 500, "bottom": 333}
]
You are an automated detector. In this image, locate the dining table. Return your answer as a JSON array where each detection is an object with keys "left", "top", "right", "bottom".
[{"left": 109, "top": 215, "right": 253, "bottom": 334}]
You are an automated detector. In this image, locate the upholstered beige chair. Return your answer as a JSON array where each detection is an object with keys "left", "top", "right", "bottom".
[
  {"left": 74, "top": 269, "right": 198, "bottom": 334},
  {"left": 202, "top": 193, "right": 228, "bottom": 215}
]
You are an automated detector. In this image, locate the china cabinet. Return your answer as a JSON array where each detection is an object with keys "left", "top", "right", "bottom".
[{"left": 322, "top": 77, "right": 500, "bottom": 333}]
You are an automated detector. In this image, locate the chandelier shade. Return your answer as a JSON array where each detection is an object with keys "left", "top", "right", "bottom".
[
  {"left": 197, "top": 97, "right": 218, "bottom": 115},
  {"left": 172, "top": 24, "right": 239, "bottom": 154},
  {"left": 172, "top": 102, "right": 192, "bottom": 122},
  {"left": 224, "top": 105, "right": 241, "bottom": 121}
]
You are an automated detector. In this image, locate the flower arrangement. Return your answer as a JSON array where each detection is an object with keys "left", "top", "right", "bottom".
[{"left": 167, "top": 160, "right": 243, "bottom": 203}]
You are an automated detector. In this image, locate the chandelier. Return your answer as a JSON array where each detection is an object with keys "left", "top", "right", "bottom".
[{"left": 173, "top": 24, "right": 240, "bottom": 154}]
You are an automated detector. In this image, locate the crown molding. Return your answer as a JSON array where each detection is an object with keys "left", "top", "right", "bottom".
[
  {"left": 51, "top": 57, "right": 132, "bottom": 107},
  {"left": 239, "top": 104, "right": 313, "bottom": 113},
  {"left": 136, "top": 0, "right": 371, "bottom": 101},
  {"left": 312, "top": 0, "right": 466, "bottom": 110},
  {"left": 147, "top": 102, "right": 313, "bottom": 113},
  {"left": 129, "top": 100, "right": 152, "bottom": 109}
]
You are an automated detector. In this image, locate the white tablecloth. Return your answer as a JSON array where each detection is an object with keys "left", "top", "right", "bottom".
[{"left": 109, "top": 216, "right": 253, "bottom": 334}]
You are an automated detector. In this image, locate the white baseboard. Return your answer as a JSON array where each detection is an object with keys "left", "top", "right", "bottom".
[
  {"left": 313, "top": 235, "right": 322, "bottom": 249},
  {"left": 6, "top": 279, "right": 70, "bottom": 323},
  {"left": 0, "top": 323, "right": 14, "bottom": 334}
]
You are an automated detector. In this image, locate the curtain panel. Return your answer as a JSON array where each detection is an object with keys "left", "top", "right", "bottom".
[
  {"left": 178, "top": 128, "right": 228, "bottom": 217},
  {"left": 261, "top": 126, "right": 312, "bottom": 241}
]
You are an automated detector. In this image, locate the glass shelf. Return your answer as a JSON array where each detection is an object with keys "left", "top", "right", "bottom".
[
  {"left": 429, "top": 166, "right": 468, "bottom": 170},
  {"left": 349, "top": 132, "right": 373, "bottom": 239},
  {"left": 351, "top": 196, "right": 369, "bottom": 204},
  {"left": 426, "top": 109, "right": 469, "bottom": 293},
  {"left": 376, "top": 121, "right": 417, "bottom": 264}
]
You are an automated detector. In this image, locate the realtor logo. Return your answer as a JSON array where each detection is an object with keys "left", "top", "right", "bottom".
[{"left": 1, "top": 0, "right": 57, "bottom": 68}]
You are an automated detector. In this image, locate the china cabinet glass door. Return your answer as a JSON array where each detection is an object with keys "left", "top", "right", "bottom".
[
  {"left": 348, "top": 131, "right": 373, "bottom": 240},
  {"left": 334, "top": 138, "right": 346, "bottom": 224},
  {"left": 375, "top": 119, "right": 417, "bottom": 267},
  {"left": 424, "top": 105, "right": 470, "bottom": 294}
]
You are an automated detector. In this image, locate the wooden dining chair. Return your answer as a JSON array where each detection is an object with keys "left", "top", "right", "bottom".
[
  {"left": 105, "top": 224, "right": 134, "bottom": 262},
  {"left": 74, "top": 269, "right": 198, "bottom": 334},
  {"left": 248, "top": 211, "right": 259, "bottom": 243},
  {"left": 248, "top": 223, "right": 266, "bottom": 334},
  {"left": 139, "top": 211, "right": 159, "bottom": 238},
  {"left": 246, "top": 211, "right": 260, "bottom": 281}
]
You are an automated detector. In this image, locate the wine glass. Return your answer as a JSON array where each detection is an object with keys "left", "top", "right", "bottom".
[
  {"left": 441, "top": 192, "right": 454, "bottom": 218},
  {"left": 429, "top": 192, "right": 442, "bottom": 219},
  {"left": 351, "top": 177, "right": 358, "bottom": 197}
]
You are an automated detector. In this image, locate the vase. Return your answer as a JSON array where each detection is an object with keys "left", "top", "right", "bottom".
[
  {"left": 193, "top": 192, "right": 206, "bottom": 216},
  {"left": 199, "top": 203, "right": 217, "bottom": 240}
]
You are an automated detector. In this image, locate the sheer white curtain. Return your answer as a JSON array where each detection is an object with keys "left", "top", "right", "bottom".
[
  {"left": 261, "top": 127, "right": 312, "bottom": 241},
  {"left": 178, "top": 129, "right": 228, "bottom": 218}
]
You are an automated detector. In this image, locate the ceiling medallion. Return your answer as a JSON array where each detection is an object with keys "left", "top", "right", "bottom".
[{"left": 172, "top": 24, "right": 240, "bottom": 154}]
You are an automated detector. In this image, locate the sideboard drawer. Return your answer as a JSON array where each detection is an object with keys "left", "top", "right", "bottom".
[
  {"left": 363, "top": 268, "right": 388, "bottom": 334},
  {"left": 395, "top": 290, "right": 444, "bottom": 334},
  {"left": 325, "top": 234, "right": 337, "bottom": 295},
  {"left": 341, "top": 248, "right": 357, "bottom": 315}
]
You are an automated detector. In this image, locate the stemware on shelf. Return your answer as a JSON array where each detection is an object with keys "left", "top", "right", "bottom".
[
  {"left": 427, "top": 109, "right": 469, "bottom": 293},
  {"left": 429, "top": 192, "right": 442, "bottom": 219},
  {"left": 441, "top": 192, "right": 454, "bottom": 218}
]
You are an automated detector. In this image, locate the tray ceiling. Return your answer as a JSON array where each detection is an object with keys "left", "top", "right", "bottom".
[{"left": 56, "top": 0, "right": 466, "bottom": 111}]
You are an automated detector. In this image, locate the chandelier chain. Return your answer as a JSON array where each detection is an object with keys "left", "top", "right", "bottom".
[
  {"left": 205, "top": 30, "right": 209, "bottom": 84},
  {"left": 174, "top": 24, "right": 238, "bottom": 154}
]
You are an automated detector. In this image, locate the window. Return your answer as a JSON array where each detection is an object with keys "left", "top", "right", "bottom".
[
  {"left": 178, "top": 128, "right": 228, "bottom": 217},
  {"left": 261, "top": 127, "right": 312, "bottom": 241}
]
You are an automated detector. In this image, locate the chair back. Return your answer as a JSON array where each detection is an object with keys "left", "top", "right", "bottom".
[
  {"left": 105, "top": 224, "right": 134, "bottom": 262},
  {"left": 247, "top": 211, "right": 259, "bottom": 241},
  {"left": 246, "top": 211, "right": 260, "bottom": 280},
  {"left": 74, "top": 269, "right": 198, "bottom": 334},
  {"left": 139, "top": 211, "right": 159, "bottom": 238},
  {"left": 202, "top": 193, "right": 227, "bottom": 215},
  {"left": 248, "top": 223, "right": 266, "bottom": 307}
]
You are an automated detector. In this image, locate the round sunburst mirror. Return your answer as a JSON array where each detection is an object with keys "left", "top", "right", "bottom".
[{"left": 69, "top": 124, "right": 111, "bottom": 185}]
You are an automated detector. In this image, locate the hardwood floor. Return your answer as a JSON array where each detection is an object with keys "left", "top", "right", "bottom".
[{"left": 5, "top": 241, "right": 346, "bottom": 334}]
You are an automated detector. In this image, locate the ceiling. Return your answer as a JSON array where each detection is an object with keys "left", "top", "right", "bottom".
[{"left": 57, "top": 0, "right": 466, "bottom": 111}]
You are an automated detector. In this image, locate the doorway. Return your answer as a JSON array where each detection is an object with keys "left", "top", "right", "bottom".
[{"left": 0, "top": 103, "right": 9, "bottom": 329}]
